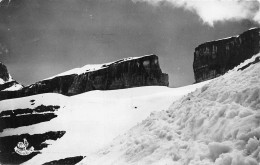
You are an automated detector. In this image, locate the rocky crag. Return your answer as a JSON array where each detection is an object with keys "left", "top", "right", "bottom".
[
  {"left": 193, "top": 27, "right": 260, "bottom": 83},
  {"left": 0, "top": 62, "right": 23, "bottom": 92},
  {"left": 0, "top": 55, "right": 168, "bottom": 100}
]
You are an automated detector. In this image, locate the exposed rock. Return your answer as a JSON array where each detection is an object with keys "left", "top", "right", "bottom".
[
  {"left": 0, "top": 105, "right": 60, "bottom": 131},
  {"left": 42, "top": 156, "right": 85, "bottom": 165},
  {"left": 0, "top": 131, "right": 66, "bottom": 164},
  {"left": 0, "top": 62, "right": 23, "bottom": 91},
  {"left": 0, "top": 62, "right": 11, "bottom": 83},
  {"left": 238, "top": 56, "right": 260, "bottom": 71},
  {"left": 0, "top": 54, "right": 168, "bottom": 100},
  {"left": 193, "top": 27, "right": 260, "bottom": 83}
]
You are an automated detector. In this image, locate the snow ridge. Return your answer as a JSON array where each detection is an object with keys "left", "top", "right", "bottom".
[
  {"left": 2, "top": 83, "right": 23, "bottom": 91},
  {"left": 0, "top": 74, "right": 23, "bottom": 91},
  {"left": 0, "top": 73, "right": 12, "bottom": 85},
  {"left": 44, "top": 55, "right": 155, "bottom": 80},
  {"left": 82, "top": 53, "right": 260, "bottom": 165},
  {"left": 203, "top": 27, "right": 259, "bottom": 44},
  {"left": 0, "top": 80, "right": 208, "bottom": 164}
]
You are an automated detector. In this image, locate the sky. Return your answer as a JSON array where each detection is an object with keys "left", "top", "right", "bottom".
[{"left": 0, "top": 0, "right": 259, "bottom": 87}]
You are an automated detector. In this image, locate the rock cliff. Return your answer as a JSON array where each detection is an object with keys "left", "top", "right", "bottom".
[
  {"left": 0, "top": 62, "right": 10, "bottom": 83},
  {"left": 0, "top": 62, "right": 23, "bottom": 92},
  {"left": 0, "top": 55, "right": 168, "bottom": 100},
  {"left": 193, "top": 27, "right": 260, "bottom": 83}
]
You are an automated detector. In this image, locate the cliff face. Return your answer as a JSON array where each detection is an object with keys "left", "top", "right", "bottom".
[
  {"left": 193, "top": 27, "right": 260, "bottom": 83},
  {"left": 0, "top": 55, "right": 168, "bottom": 100},
  {"left": 0, "top": 62, "right": 10, "bottom": 83},
  {"left": 0, "top": 62, "right": 23, "bottom": 91}
]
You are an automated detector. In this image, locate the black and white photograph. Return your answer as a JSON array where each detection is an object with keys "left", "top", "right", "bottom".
[{"left": 0, "top": 0, "right": 260, "bottom": 164}]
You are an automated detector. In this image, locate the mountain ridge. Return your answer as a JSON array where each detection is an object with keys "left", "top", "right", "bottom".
[
  {"left": 0, "top": 62, "right": 23, "bottom": 92},
  {"left": 0, "top": 54, "right": 168, "bottom": 100}
]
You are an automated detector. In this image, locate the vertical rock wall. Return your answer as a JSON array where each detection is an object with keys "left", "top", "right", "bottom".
[
  {"left": 0, "top": 55, "right": 168, "bottom": 100},
  {"left": 0, "top": 62, "right": 22, "bottom": 91},
  {"left": 0, "top": 62, "right": 10, "bottom": 82},
  {"left": 193, "top": 28, "right": 260, "bottom": 83}
]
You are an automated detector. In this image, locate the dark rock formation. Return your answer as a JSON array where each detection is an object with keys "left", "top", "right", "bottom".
[
  {"left": 0, "top": 131, "right": 66, "bottom": 164},
  {"left": 0, "top": 105, "right": 60, "bottom": 132},
  {"left": 0, "top": 62, "right": 23, "bottom": 91},
  {"left": 42, "top": 156, "right": 85, "bottom": 165},
  {"left": 0, "top": 55, "right": 168, "bottom": 100},
  {"left": 193, "top": 27, "right": 260, "bottom": 83},
  {"left": 238, "top": 56, "right": 260, "bottom": 71},
  {"left": 0, "top": 80, "right": 21, "bottom": 91},
  {"left": 0, "top": 62, "right": 10, "bottom": 82}
]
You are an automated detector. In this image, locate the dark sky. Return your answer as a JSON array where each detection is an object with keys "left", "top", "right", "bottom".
[{"left": 0, "top": 0, "right": 258, "bottom": 87}]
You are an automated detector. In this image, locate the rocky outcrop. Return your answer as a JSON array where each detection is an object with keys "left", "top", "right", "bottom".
[
  {"left": 0, "top": 62, "right": 10, "bottom": 82},
  {"left": 193, "top": 27, "right": 260, "bottom": 83},
  {"left": 0, "top": 55, "right": 168, "bottom": 100},
  {"left": 0, "top": 131, "right": 66, "bottom": 164},
  {"left": 0, "top": 62, "right": 23, "bottom": 91}
]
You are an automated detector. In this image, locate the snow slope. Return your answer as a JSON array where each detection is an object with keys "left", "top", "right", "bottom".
[
  {"left": 0, "top": 73, "right": 23, "bottom": 91},
  {"left": 0, "top": 81, "right": 208, "bottom": 164},
  {"left": 2, "top": 83, "right": 23, "bottom": 91},
  {"left": 81, "top": 53, "right": 260, "bottom": 165},
  {"left": 0, "top": 76, "right": 11, "bottom": 85}
]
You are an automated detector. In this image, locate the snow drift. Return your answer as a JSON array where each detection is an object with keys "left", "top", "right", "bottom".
[
  {"left": 81, "top": 53, "right": 260, "bottom": 165},
  {"left": 1, "top": 52, "right": 259, "bottom": 165},
  {"left": 0, "top": 81, "right": 208, "bottom": 164}
]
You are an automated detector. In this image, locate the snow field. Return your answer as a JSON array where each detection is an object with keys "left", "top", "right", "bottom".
[
  {"left": 2, "top": 83, "right": 23, "bottom": 91},
  {"left": 0, "top": 93, "right": 68, "bottom": 113},
  {"left": 0, "top": 73, "right": 12, "bottom": 85},
  {"left": 0, "top": 73, "right": 22, "bottom": 91},
  {"left": 81, "top": 54, "right": 260, "bottom": 165},
  {"left": 0, "top": 82, "right": 208, "bottom": 164}
]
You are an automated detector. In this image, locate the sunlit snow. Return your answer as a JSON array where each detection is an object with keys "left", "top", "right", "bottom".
[
  {"left": 2, "top": 83, "right": 23, "bottom": 91},
  {"left": 81, "top": 53, "right": 260, "bottom": 165},
  {"left": 0, "top": 80, "right": 208, "bottom": 165},
  {"left": 0, "top": 74, "right": 12, "bottom": 85},
  {"left": 1, "top": 53, "right": 259, "bottom": 165}
]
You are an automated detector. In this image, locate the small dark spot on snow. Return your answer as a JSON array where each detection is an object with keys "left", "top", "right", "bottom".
[{"left": 30, "top": 100, "right": 35, "bottom": 103}]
